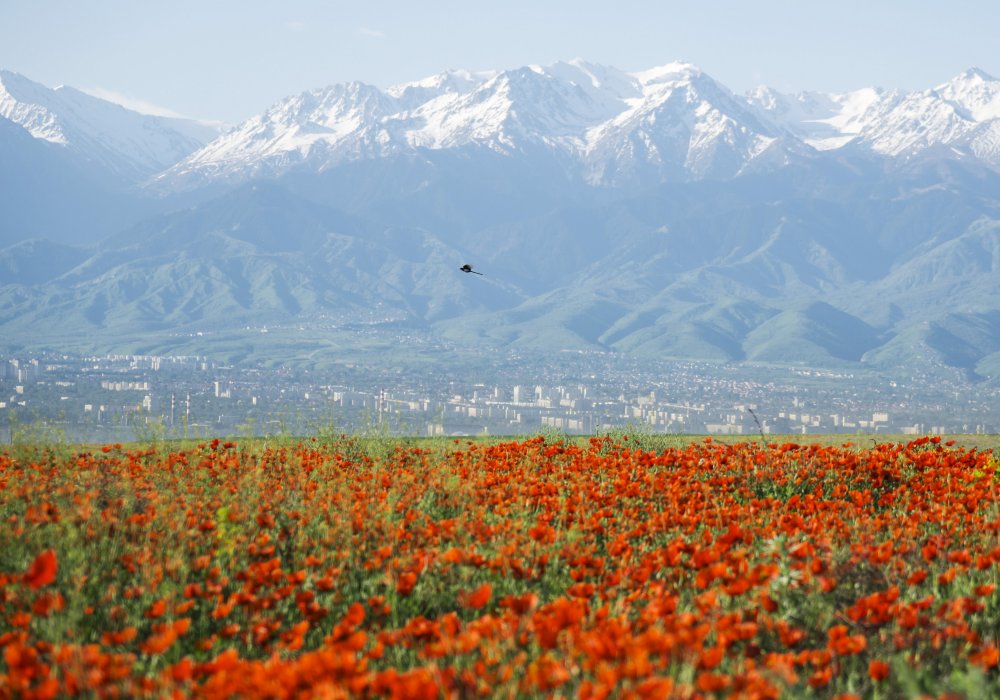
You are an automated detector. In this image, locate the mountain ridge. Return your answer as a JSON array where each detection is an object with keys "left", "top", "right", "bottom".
[
  {"left": 1, "top": 70, "right": 218, "bottom": 183},
  {"left": 2, "top": 63, "right": 1000, "bottom": 380},
  {"left": 148, "top": 61, "right": 1000, "bottom": 191}
]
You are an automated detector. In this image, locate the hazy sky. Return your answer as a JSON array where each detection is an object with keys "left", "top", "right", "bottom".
[{"left": 2, "top": 0, "right": 998, "bottom": 124}]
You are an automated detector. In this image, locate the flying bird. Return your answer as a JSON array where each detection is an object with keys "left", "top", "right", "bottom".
[{"left": 459, "top": 264, "right": 483, "bottom": 275}]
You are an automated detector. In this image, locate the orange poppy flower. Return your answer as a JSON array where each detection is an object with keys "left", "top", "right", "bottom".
[
  {"left": 144, "top": 600, "right": 167, "bottom": 619},
  {"left": 807, "top": 666, "right": 833, "bottom": 688},
  {"left": 868, "top": 659, "right": 890, "bottom": 681},
  {"left": 396, "top": 571, "right": 417, "bottom": 596},
  {"left": 970, "top": 645, "right": 999, "bottom": 669},
  {"left": 101, "top": 627, "right": 138, "bottom": 646},
  {"left": 459, "top": 583, "right": 492, "bottom": 610},
  {"left": 23, "top": 550, "right": 58, "bottom": 589}
]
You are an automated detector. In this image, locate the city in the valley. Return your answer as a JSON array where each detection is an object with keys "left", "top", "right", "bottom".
[{"left": 2, "top": 346, "right": 996, "bottom": 443}]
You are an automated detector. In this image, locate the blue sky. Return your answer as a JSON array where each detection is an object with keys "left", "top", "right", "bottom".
[{"left": 2, "top": 0, "right": 998, "bottom": 124}]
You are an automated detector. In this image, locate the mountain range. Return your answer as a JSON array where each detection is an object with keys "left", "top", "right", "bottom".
[{"left": 2, "top": 61, "right": 1000, "bottom": 379}]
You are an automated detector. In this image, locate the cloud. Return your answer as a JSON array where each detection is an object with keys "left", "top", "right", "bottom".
[
  {"left": 285, "top": 20, "right": 306, "bottom": 32},
  {"left": 80, "top": 87, "right": 189, "bottom": 119},
  {"left": 358, "top": 27, "right": 385, "bottom": 39}
]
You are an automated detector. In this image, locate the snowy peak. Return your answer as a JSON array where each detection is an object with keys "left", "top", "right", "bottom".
[
  {"left": 162, "top": 60, "right": 651, "bottom": 186},
  {"left": 153, "top": 62, "right": 1000, "bottom": 191},
  {"left": 547, "top": 59, "right": 641, "bottom": 100},
  {"left": 748, "top": 68, "right": 1000, "bottom": 159},
  {"left": 0, "top": 69, "right": 217, "bottom": 183},
  {"left": 933, "top": 67, "right": 1000, "bottom": 121},
  {"left": 406, "top": 62, "right": 641, "bottom": 149},
  {"left": 160, "top": 81, "right": 403, "bottom": 186},
  {"left": 391, "top": 63, "right": 631, "bottom": 154},
  {"left": 850, "top": 69, "right": 1000, "bottom": 159},
  {"left": 472, "top": 65, "right": 631, "bottom": 143},
  {"left": 746, "top": 85, "right": 884, "bottom": 150},
  {"left": 387, "top": 69, "right": 495, "bottom": 109},
  {"left": 250, "top": 81, "right": 395, "bottom": 141},
  {"left": 0, "top": 69, "right": 71, "bottom": 143},
  {"left": 856, "top": 90, "right": 968, "bottom": 156},
  {"left": 632, "top": 61, "right": 704, "bottom": 87},
  {"left": 581, "top": 62, "right": 785, "bottom": 184},
  {"left": 267, "top": 81, "right": 396, "bottom": 143},
  {"left": 163, "top": 59, "right": 799, "bottom": 190}
]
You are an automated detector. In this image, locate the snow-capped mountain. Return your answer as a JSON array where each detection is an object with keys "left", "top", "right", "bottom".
[
  {"left": 583, "top": 62, "right": 789, "bottom": 184},
  {"left": 4, "top": 62, "right": 1000, "bottom": 376},
  {"left": 400, "top": 62, "right": 632, "bottom": 152},
  {"left": 749, "top": 67, "right": 1000, "bottom": 163},
  {"left": 745, "top": 85, "right": 884, "bottom": 150},
  {"left": 158, "top": 59, "right": 643, "bottom": 188},
  {"left": 936, "top": 68, "right": 1000, "bottom": 122},
  {"left": 155, "top": 61, "right": 1000, "bottom": 192},
  {"left": 0, "top": 70, "right": 218, "bottom": 184},
  {"left": 154, "top": 60, "right": 806, "bottom": 190},
  {"left": 856, "top": 69, "right": 1000, "bottom": 162},
  {"left": 160, "top": 80, "right": 400, "bottom": 187},
  {"left": 385, "top": 68, "right": 497, "bottom": 111},
  {"left": 6, "top": 62, "right": 1000, "bottom": 194}
]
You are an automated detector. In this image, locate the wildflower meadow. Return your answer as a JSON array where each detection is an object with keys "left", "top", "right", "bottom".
[{"left": 1, "top": 434, "right": 998, "bottom": 698}]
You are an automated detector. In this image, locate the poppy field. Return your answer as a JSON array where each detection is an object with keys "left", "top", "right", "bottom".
[{"left": 1, "top": 434, "right": 999, "bottom": 698}]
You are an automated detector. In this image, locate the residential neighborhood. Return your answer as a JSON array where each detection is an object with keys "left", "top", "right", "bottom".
[{"left": 3, "top": 350, "right": 996, "bottom": 443}]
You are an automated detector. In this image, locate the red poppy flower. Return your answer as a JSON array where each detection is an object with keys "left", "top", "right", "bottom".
[
  {"left": 459, "top": 583, "right": 492, "bottom": 610},
  {"left": 23, "top": 550, "right": 57, "bottom": 589},
  {"left": 868, "top": 660, "right": 890, "bottom": 681}
]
